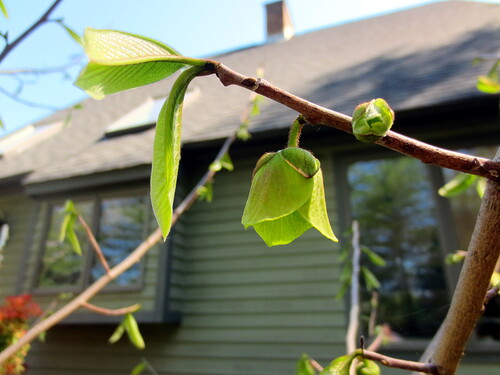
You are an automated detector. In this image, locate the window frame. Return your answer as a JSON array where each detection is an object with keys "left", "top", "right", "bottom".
[{"left": 32, "top": 187, "right": 151, "bottom": 295}]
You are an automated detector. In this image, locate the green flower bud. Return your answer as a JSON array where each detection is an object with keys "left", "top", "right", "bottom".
[
  {"left": 242, "top": 147, "right": 338, "bottom": 246},
  {"left": 352, "top": 98, "right": 394, "bottom": 143}
]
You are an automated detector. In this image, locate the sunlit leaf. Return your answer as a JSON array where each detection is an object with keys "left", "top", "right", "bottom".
[
  {"left": 59, "top": 200, "right": 82, "bottom": 255},
  {"left": 210, "top": 153, "right": 234, "bottom": 172},
  {"left": 476, "top": 75, "right": 500, "bottom": 94},
  {"left": 151, "top": 66, "right": 205, "bottom": 239},
  {"left": 445, "top": 251, "right": 466, "bottom": 265},
  {"left": 131, "top": 361, "right": 148, "bottom": 375},
  {"left": 251, "top": 95, "right": 264, "bottom": 117},
  {"left": 197, "top": 183, "right": 213, "bottom": 203},
  {"left": 361, "top": 266, "right": 380, "bottom": 291},
  {"left": 296, "top": 354, "right": 316, "bottom": 375},
  {"left": 352, "top": 98, "right": 394, "bottom": 143},
  {"left": 361, "top": 246, "right": 386, "bottom": 267},
  {"left": 438, "top": 173, "right": 477, "bottom": 197},
  {"left": 75, "top": 28, "right": 204, "bottom": 99},
  {"left": 124, "top": 313, "right": 145, "bottom": 349},
  {"left": 491, "top": 272, "right": 500, "bottom": 288},
  {"left": 320, "top": 354, "right": 357, "bottom": 375},
  {"left": 0, "top": 0, "right": 8, "bottom": 19}
]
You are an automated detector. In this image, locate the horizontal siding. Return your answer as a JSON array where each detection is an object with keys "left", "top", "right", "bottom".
[{"left": 0, "top": 192, "right": 36, "bottom": 298}]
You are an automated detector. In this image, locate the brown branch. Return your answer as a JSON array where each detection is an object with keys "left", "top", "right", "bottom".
[
  {"left": 81, "top": 302, "right": 140, "bottom": 316},
  {"left": 309, "top": 358, "right": 324, "bottom": 372},
  {"left": 361, "top": 349, "right": 439, "bottom": 374},
  {"left": 346, "top": 220, "right": 361, "bottom": 353},
  {"left": 210, "top": 62, "right": 500, "bottom": 182},
  {"left": 0, "top": 0, "right": 64, "bottom": 63},
  {"left": 78, "top": 215, "right": 110, "bottom": 274},
  {"left": 484, "top": 286, "right": 499, "bottom": 306},
  {"left": 429, "top": 149, "right": 500, "bottom": 375}
]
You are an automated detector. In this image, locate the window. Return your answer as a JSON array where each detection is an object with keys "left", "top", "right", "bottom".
[
  {"left": 35, "top": 192, "right": 149, "bottom": 292},
  {"left": 345, "top": 156, "right": 449, "bottom": 338}
]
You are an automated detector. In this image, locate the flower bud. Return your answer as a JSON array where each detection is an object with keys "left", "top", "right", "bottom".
[{"left": 352, "top": 98, "right": 394, "bottom": 143}]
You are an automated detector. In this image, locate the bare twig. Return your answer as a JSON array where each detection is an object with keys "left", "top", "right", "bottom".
[
  {"left": 484, "top": 286, "right": 499, "bottom": 306},
  {"left": 0, "top": 86, "right": 59, "bottom": 111},
  {"left": 346, "top": 220, "right": 361, "bottom": 353},
  {"left": 361, "top": 349, "right": 439, "bottom": 374},
  {"left": 80, "top": 302, "right": 140, "bottom": 316},
  {"left": 209, "top": 62, "right": 500, "bottom": 182},
  {"left": 309, "top": 358, "right": 324, "bottom": 372},
  {"left": 0, "top": 0, "right": 64, "bottom": 63},
  {"left": 78, "top": 215, "right": 110, "bottom": 274}
]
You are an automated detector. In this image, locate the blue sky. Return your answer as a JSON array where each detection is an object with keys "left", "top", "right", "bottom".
[{"left": 0, "top": 0, "right": 496, "bottom": 133}]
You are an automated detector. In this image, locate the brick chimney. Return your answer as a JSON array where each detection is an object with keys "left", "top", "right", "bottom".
[{"left": 265, "top": 1, "right": 294, "bottom": 42}]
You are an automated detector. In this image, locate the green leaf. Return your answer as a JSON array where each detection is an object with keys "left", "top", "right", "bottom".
[
  {"left": 438, "top": 173, "right": 477, "bottom": 197},
  {"left": 0, "top": 115, "right": 4, "bottom": 130},
  {"left": 361, "top": 246, "right": 386, "bottom": 267},
  {"left": 296, "top": 354, "right": 316, "bottom": 375},
  {"left": 242, "top": 148, "right": 337, "bottom": 246},
  {"left": 445, "top": 252, "right": 466, "bottom": 265},
  {"left": 131, "top": 361, "right": 148, "bottom": 375},
  {"left": 197, "top": 183, "right": 213, "bottom": 203},
  {"left": 356, "top": 359, "right": 380, "bottom": 375},
  {"left": 476, "top": 177, "right": 486, "bottom": 198},
  {"left": 209, "top": 153, "right": 234, "bottom": 172},
  {"left": 361, "top": 266, "right": 381, "bottom": 291},
  {"left": 59, "top": 200, "right": 82, "bottom": 255},
  {"left": 492, "top": 272, "right": 500, "bottom": 288},
  {"left": 75, "top": 28, "right": 204, "bottom": 99},
  {"left": 251, "top": 95, "right": 263, "bottom": 117},
  {"left": 320, "top": 354, "right": 357, "bottom": 375},
  {"left": 109, "top": 322, "right": 126, "bottom": 344},
  {"left": 59, "top": 22, "right": 82, "bottom": 45},
  {"left": 477, "top": 75, "right": 500, "bottom": 94},
  {"left": 151, "top": 66, "right": 205, "bottom": 240},
  {"left": 0, "top": 0, "right": 8, "bottom": 19},
  {"left": 124, "top": 313, "right": 145, "bottom": 349}
]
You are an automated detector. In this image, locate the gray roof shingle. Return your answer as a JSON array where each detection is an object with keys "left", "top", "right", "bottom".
[{"left": 1, "top": 0, "right": 500, "bottom": 185}]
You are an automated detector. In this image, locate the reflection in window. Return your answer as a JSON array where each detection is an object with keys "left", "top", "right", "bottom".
[
  {"left": 347, "top": 157, "right": 448, "bottom": 338},
  {"left": 38, "top": 201, "right": 93, "bottom": 288},
  {"left": 91, "top": 196, "right": 145, "bottom": 286}
]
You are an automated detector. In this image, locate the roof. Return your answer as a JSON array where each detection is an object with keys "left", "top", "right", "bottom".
[{"left": 1, "top": 0, "right": 500, "bottom": 187}]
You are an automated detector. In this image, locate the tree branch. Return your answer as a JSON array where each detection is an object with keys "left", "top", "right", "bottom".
[
  {"left": 80, "top": 302, "right": 140, "bottom": 316},
  {"left": 77, "top": 215, "right": 110, "bottom": 274},
  {"left": 346, "top": 220, "right": 361, "bottom": 353},
  {"left": 210, "top": 62, "right": 500, "bottom": 182},
  {"left": 361, "top": 349, "right": 439, "bottom": 374},
  {"left": 428, "top": 148, "right": 500, "bottom": 374},
  {"left": 0, "top": 0, "right": 64, "bottom": 63},
  {"left": 0, "top": 86, "right": 59, "bottom": 111}
]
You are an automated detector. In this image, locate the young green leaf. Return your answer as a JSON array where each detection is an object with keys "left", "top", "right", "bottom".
[
  {"left": 124, "top": 313, "right": 145, "bottom": 349},
  {"left": 75, "top": 28, "right": 206, "bottom": 99},
  {"left": 296, "top": 354, "right": 316, "bottom": 375},
  {"left": 352, "top": 98, "right": 394, "bottom": 143},
  {"left": 58, "top": 22, "right": 82, "bottom": 45},
  {"left": 109, "top": 322, "right": 126, "bottom": 344},
  {"left": 476, "top": 177, "right": 486, "bottom": 198},
  {"left": 361, "top": 246, "right": 386, "bottom": 267},
  {"left": 438, "top": 173, "right": 477, "bottom": 197},
  {"left": 477, "top": 60, "right": 500, "bottom": 93},
  {"left": 361, "top": 266, "right": 381, "bottom": 291},
  {"left": 197, "top": 183, "right": 213, "bottom": 203},
  {"left": 320, "top": 354, "right": 357, "bottom": 375},
  {"left": 209, "top": 153, "right": 234, "bottom": 172},
  {"left": 151, "top": 66, "right": 206, "bottom": 240},
  {"left": 0, "top": 0, "right": 8, "bottom": 19},
  {"left": 59, "top": 200, "right": 82, "bottom": 255},
  {"left": 131, "top": 361, "right": 148, "bottom": 375}
]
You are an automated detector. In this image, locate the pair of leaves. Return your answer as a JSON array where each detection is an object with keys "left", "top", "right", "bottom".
[
  {"left": 438, "top": 173, "right": 485, "bottom": 198},
  {"left": 109, "top": 312, "right": 145, "bottom": 350},
  {"left": 59, "top": 200, "right": 82, "bottom": 255},
  {"left": 75, "top": 29, "right": 210, "bottom": 240}
]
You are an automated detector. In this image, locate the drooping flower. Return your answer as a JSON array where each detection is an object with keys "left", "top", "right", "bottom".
[{"left": 242, "top": 147, "right": 337, "bottom": 246}]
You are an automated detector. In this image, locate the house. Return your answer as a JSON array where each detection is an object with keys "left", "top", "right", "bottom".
[{"left": 0, "top": 0, "right": 499, "bottom": 374}]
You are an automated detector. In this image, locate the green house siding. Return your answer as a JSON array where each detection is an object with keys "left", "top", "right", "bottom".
[{"left": 0, "top": 191, "right": 37, "bottom": 299}]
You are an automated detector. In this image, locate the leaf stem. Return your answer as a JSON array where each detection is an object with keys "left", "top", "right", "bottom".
[{"left": 287, "top": 115, "right": 307, "bottom": 148}]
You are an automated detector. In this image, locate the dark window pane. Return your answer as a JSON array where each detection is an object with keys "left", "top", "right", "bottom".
[
  {"left": 38, "top": 201, "right": 93, "bottom": 288},
  {"left": 91, "top": 196, "right": 145, "bottom": 286},
  {"left": 347, "top": 157, "right": 448, "bottom": 338}
]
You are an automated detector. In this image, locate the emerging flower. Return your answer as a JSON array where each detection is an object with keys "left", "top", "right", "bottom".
[
  {"left": 352, "top": 98, "right": 394, "bottom": 143},
  {"left": 242, "top": 147, "right": 337, "bottom": 246}
]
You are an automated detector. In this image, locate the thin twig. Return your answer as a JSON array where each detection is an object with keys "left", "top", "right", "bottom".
[
  {"left": 0, "top": 86, "right": 59, "bottom": 111},
  {"left": 80, "top": 302, "right": 140, "bottom": 316},
  {"left": 78, "top": 215, "right": 110, "bottom": 274},
  {"left": 0, "top": 0, "right": 64, "bottom": 63},
  {"left": 309, "top": 358, "right": 324, "bottom": 372},
  {"left": 484, "top": 286, "right": 499, "bottom": 307},
  {"left": 361, "top": 349, "right": 440, "bottom": 374},
  {"left": 346, "top": 220, "right": 361, "bottom": 353},
  {"left": 210, "top": 62, "right": 500, "bottom": 182}
]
